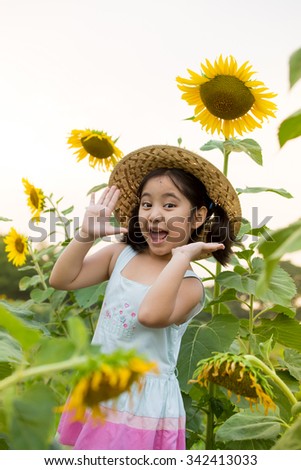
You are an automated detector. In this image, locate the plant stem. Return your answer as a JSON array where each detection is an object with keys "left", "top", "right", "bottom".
[
  {"left": 245, "top": 355, "right": 297, "bottom": 405},
  {"left": 46, "top": 195, "right": 70, "bottom": 240},
  {"left": 28, "top": 244, "right": 48, "bottom": 290},
  {"left": 212, "top": 147, "right": 231, "bottom": 315},
  {"left": 248, "top": 293, "right": 254, "bottom": 353},
  {"left": 0, "top": 356, "right": 88, "bottom": 392},
  {"left": 205, "top": 382, "right": 215, "bottom": 449}
]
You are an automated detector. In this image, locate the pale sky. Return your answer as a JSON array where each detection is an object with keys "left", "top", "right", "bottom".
[{"left": 1, "top": 0, "right": 301, "bottom": 263}]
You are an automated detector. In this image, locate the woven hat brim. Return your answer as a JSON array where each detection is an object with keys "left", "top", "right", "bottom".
[{"left": 109, "top": 145, "right": 241, "bottom": 235}]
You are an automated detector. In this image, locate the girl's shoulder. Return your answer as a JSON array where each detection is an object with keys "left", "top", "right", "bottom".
[{"left": 108, "top": 243, "right": 133, "bottom": 276}]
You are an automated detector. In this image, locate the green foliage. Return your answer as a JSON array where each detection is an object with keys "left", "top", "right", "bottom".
[
  {"left": 278, "top": 48, "right": 301, "bottom": 147},
  {"left": 278, "top": 109, "right": 301, "bottom": 147},
  {"left": 289, "top": 48, "right": 301, "bottom": 89}
]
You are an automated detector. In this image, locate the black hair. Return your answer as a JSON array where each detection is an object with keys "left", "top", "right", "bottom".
[{"left": 122, "top": 167, "right": 236, "bottom": 265}]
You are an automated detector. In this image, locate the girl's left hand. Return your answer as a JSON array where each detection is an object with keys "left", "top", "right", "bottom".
[{"left": 172, "top": 242, "right": 225, "bottom": 262}]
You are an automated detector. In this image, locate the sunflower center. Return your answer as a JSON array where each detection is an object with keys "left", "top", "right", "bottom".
[
  {"left": 208, "top": 362, "right": 258, "bottom": 398},
  {"left": 30, "top": 188, "right": 39, "bottom": 209},
  {"left": 200, "top": 75, "right": 255, "bottom": 120},
  {"left": 15, "top": 237, "right": 25, "bottom": 254},
  {"left": 81, "top": 136, "right": 114, "bottom": 159}
]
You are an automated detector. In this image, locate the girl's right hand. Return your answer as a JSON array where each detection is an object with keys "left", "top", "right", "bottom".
[{"left": 78, "top": 186, "right": 128, "bottom": 241}]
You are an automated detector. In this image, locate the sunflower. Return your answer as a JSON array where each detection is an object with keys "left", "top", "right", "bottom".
[
  {"left": 60, "top": 356, "right": 157, "bottom": 422},
  {"left": 3, "top": 228, "right": 29, "bottom": 267},
  {"left": 22, "top": 178, "right": 45, "bottom": 221},
  {"left": 68, "top": 129, "right": 123, "bottom": 171},
  {"left": 191, "top": 352, "right": 276, "bottom": 415},
  {"left": 176, "top": 55, "right": 277, "bottom": 139}
]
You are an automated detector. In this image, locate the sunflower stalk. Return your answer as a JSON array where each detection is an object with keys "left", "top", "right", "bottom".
[
  {"left": 245, "top": 355, "right": 297, "bottom": 406},
  {"left": 212, "top": 146, "right": 231, "bottom": 315},
  {"left": 205, "top": 382, "right": 216, "bottom": 449},
  {"left": 46, "top": 195, "right": 70, "bottom": 240},
  {"left": 0, "top": 355, "right": 88, "bottom": 392},
  {"left": 28, "top": 243, "right": 48, "bottom": 290}
]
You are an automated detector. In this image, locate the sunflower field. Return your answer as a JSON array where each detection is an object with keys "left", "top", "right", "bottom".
[{"left": 1, "top": 53, "right": 301, "bottom": 450}]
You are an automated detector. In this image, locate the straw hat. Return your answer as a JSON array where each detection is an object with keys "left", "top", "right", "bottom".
[{"left": 109, "top": 145, "right": 241, "bottom": 234}]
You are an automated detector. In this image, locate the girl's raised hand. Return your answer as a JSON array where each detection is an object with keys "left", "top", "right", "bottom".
[
  {"left": 172, "top": 241, "right": 225, "bottom": 262},
  {"left": 79, "top": 186, "right": 128, "bottom": 241}
]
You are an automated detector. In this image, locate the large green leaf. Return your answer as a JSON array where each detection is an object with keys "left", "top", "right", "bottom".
[
  {"left": 281, "top": 349, "right": 301, "bottom": 381},
  {"left": 216, "top": 412, "right": 282, "bottom": 442},
  {"left": 9, "top": 384, "right": 57, "bottom": 449},
  {"left": 0, "top": 331, "right": 23, "bottom": 364},
  {"left": 222, "top": 138, "right": 262, "bottom": 165},
  {"left": 257, "top": 220, "right": 301, "bottom": 294},
  {"left": 177, "top": 315, "right": 239, "bottom": 392},
  {"left": 278, "top": 108, "right": 301, "bottom": 147},
  {"left": 73, "top": 282, "right": 107, "bottom": 308},
  {"left": 272, "top": 415, "right": 301, "bottom": 449},
  {"left": 0, "top": 305, "right": 41, "bottom": 351},
  {"left": 217, "top": 258, "right": 296, "bottom": 307},
  {"left": 33, "top": 337, "right": 76, "bottom": 366},
  {"left": 255, "top": 314, "right": 301, "bottom": 352},
  {"left": 201, "top": 138, "right": 263, "bottom": 166},
  {"left": 289, "top": 48, "right": 301, "bottom": 88},
  {"left": 67, "top": 316, "right": 89, "bottom": 352},
  {"left": 258, "top": 219, "right": 301, "bottom": 259},
  {"left": 252, "top": 258, "right": 296, "bottom": 306}
]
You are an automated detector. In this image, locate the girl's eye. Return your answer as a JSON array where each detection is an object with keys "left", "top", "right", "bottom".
[
  {"left": 141, "top": 201, "right": 151, "bottom": 208},
  {"left": 164, "top": 203, "right": 176, "bottom": 209}
]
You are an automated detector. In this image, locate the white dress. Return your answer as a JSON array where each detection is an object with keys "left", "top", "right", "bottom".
[{"left": 58, "top": 245, "right": 204, "bottom": 450}]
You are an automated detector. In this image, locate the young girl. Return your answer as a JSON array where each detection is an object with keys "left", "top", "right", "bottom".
[{"left": 50, "top": 144, "right": 241, "bottom": 450}]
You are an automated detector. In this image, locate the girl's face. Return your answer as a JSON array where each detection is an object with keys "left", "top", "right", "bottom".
[{"left": 138, "top": 175, "right": 205, "bottom": 256}]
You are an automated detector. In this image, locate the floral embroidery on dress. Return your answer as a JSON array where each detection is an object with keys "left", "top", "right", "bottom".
[{"left": 99, "top": 300, "right": 137, "bottom": 338}]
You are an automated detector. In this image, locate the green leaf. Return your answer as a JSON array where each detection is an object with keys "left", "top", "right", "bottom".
[
  {"left": 0, "top": 331, "right": 23, "bottom": 364},
  {"left": 30, "top": 287, "right": 54, "bottom": 302},
  {"left": 255, "top": 314, "right": 301, "bottom": 352},
  {"left": 177, "top": 314, "right": 239, "bottom": 393},
  {"left": 289, "top": 48, "right": 301, "bottom": 89},
  {"left": 257, "top": 220, "right": 301, "bottom": 293},
  {"left": 258, "top": 219, "right": 301, "bottom": 260},
  {"left": 260, "top": 304, "right": 296, "bottom": 319},
  {"left": 0, "top": 217, "right": 13, "bottom": 222},
  {"left": 206, "top": 288, "right": 237, "bottom": 306},
  {"left": 9, "top": 384, "right": 57, "bottom": 449},
  {"left": 282, "top": 349, "right": 301, "bottom": 381},
  {"left": 278, "top": 109, "right": 301, "bottom": 147},
  {"left": 73, "top": 282, "right": 107, "bottom": 308},
  {"left": 218, "top": 259, "right": 296, "bottom": 307},
  {"left": 200, "top": 140, "right": 224, "bottom": 153},
  {"left": 19, "top": 275, "right": 42, "bottom": 291},
  {"left": 216, "top": 412, "right": 281, "bottom": 442},
  {"left": 236, "top": 186, "right": 293, "bottom": 199},
  {"left": 272, "top": 415, "right": 301, "bottom": 449},
  {"left": 67, "top": 316, "right": 89, "bottom": 352},
  {"left": 216, "top": 271, "right": 256, "bottom": 295},
  {"left": 61, "top": 205, "right": 74, "bottom": 216},
  {"left": 252, "top": 258, "right": 296, "bottom": 307},
  {"left": 33, "top": 337, "right": 76, "bottom": 366},
  {"left": 0, "top": 305, "right": 41, "bottom": 351},
  {"left": 86, "top": 183, "right": 107, "bottom": 196},
  {"left": 225, "top": 138, "right": 263, "bottom": 166}
]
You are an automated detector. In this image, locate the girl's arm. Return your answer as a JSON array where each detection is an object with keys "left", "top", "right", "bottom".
[
  {"left": 138, "top": 242, "right": 224, "bottom": 327},
  {"left": 49, "top": 186, "right": 127, "bottom": 290}
]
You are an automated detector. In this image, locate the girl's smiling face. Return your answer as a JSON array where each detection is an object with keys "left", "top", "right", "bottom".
[{"left": 138, "top": 175, "right": 204, "bottom": 256}]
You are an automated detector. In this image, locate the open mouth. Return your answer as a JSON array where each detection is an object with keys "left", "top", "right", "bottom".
[{"left": 148, "top": 229, "right": 168, "bottom": 244}]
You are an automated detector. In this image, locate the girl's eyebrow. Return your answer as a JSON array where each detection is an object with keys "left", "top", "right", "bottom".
[{"left": 141, "top": 191, "right": 181, "bottom": 201}]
